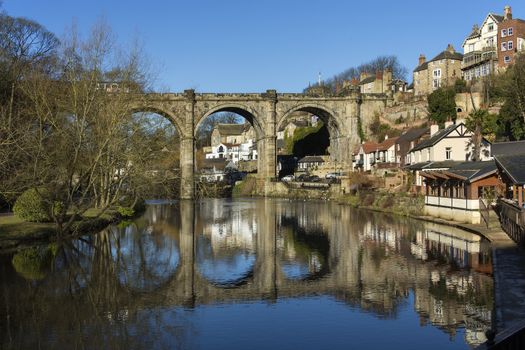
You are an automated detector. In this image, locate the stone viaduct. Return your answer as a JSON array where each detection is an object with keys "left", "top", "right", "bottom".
[{"left": 131, "top": 89, "right": 391, "bottom": 198}]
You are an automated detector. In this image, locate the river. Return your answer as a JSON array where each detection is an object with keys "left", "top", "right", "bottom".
[{"left": 0, "top": 198, "right": 494, "bottom": 349}]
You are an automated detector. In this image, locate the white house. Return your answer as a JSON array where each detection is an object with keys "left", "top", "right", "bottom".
[
  {"left": 205, "top": 139, "right": 257, "bottom": 163},
  {"left": 352, "top": 136, "right": 399, "bottom": 172},
  {"left": 406, "top": 121, "right": 492, "bottom": 189},
  {"left": 461, "top": 11, "right": 503, "bottom": 81}
]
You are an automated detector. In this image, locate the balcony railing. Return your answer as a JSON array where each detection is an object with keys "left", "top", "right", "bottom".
[
  {"left": 498, "top": 198, "right": 525, "bottom": 246},
  {"left": 461, "top": 47, "right": 497, "bottom": 70}
]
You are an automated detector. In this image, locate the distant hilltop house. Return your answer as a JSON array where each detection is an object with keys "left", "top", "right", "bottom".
[
  {"left": 461, "top": 5, "right": 525, "bottom": 81},
  {"left": 358, "top": 69, "right": 393, "bottom": 94},
  {"left": 413, "top": 44, "right": 463, "bottom": 96}
]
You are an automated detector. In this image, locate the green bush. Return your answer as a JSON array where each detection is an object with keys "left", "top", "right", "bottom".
[
  {"left": 117, "top": 206, "right": 135, "bottom": 218},
  {"left": 13, "top": 188, "right": 52, "bottom": 222}
]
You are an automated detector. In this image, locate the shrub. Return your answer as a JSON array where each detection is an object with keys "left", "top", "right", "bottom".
[
  {"left": 13, "top": 188, "right": 52, "bottom": 222},
  {"left": 117, "top": 206, "right": 135, "bottom": 218}
]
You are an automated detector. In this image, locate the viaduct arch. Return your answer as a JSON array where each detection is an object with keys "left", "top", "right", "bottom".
[{"left": 131, "top": 89, "right": 391, "bottom": 199}]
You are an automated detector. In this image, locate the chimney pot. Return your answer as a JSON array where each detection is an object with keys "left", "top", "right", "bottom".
[
  {"left": 504, "top": 5, "right": 512, "bottom": 20},
  {"left": 418, "top": 54, "right": 426, "bottom": 66}
]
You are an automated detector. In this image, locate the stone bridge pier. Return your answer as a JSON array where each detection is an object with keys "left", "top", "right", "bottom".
[{"left": 132, "top": 88, "right": 390, "bottom": 199}]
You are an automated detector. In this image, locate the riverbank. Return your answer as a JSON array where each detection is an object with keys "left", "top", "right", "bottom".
[{"left": 0, "top": 208, "right": 121, "bottom": 252}]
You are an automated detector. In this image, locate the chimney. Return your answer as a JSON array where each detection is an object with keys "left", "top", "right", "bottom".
[
  {"left": 444, "top": 120, "right": 454, "bottom": 128},
  {"left": 351, "top": 77, "right": 359, "bottom": 86},
  {"left": 446, "top": 44, "right": 455, "bottom": 53},
  {"left": 418, "top": 54, "right": 426, "bottom": 66},
  {"left": 504, "top": 5, "right": 512, "bottom": 20},
  {"left": 376, "top": 71, "right": 383, "bottom": 80},
  {"left": 430, "top": 124, "right": 439, "bottom": 136},
  {"left": 384, "top": 134, "right": 389, "bottom": 140}
]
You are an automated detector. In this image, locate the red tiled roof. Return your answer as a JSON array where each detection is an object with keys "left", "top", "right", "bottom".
[{"left": 376, "top": 137, "right": 399, "bottom": 151}]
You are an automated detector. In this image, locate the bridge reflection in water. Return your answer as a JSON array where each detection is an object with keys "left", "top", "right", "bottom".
[{"left": 0, "top": 199, "right": 494, "bottom": 349}]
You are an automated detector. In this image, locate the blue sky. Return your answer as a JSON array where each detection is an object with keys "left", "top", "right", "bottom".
[{"left": 3, "top": 1, "right": 523, "bottom": 92}]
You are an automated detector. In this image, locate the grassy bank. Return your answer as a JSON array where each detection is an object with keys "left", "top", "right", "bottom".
[
  {"left": 338, "top": 190, "right": 424, "bottom": 216},
  {"left": 0, "top": 208, "right": 121, "bottom": 252}
]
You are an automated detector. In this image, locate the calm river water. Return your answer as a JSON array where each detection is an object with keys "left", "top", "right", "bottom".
[{"left": 0, "top": 199, "right": 494, "bottom": 349}]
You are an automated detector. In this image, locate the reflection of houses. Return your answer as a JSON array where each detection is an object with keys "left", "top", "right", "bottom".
[
  {"left": 410, "top": 224, "right": 492, "bottom": 273},
  {"left": 420, "top": 161, "right": 501, "bottom": 224}
]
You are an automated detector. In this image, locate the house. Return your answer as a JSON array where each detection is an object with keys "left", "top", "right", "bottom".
[
  {"left": 405, "top": 121, "right": 492, "bottom": 191},
  {"left": 352, "top": 137, "right": 398, "bottom": 172},
  {"left": 200, "top": 158, "right": 230, "bottom": 182},
  {"left": 420, "top": 161, "right": 502, "bottom": 224},
  {"left": 395, "top": 127, "right": 429, "bottom": 166},
  {"left": 353, "top": 141, "right": 379, "bottom": 172},
  {"left": 205, "top": 139, "right": 257, "bottom": 163},
  {"left": 497, "top": 6, "right": 525, "bottom": 68},
  {"left": 492, "top": 140, "right": 525, "bottom": 156},
  {"left": 296, "top": 156, "right": 325, "bottom": 173},
  {"left": 358, "top": 70, "right": 392, "bottom": 94},
  {"left": 211, "top": 122, "right": 255, "bottom": 147},
  {"left": 413, "top": 45, "right": 463, "bottom": 96},
  {"left": 461, "top": 10, "right": 503, "bottom": 81},
  {"left": 406, "top": 121, "right": 491, "bottom": 165}
]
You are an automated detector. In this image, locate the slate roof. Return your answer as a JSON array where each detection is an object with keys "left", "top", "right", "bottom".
[
  {"left": 413, "top": 62, "right": 428, "bottom": 73},
  {"left": 376, "top": 137, "right": 399, "bottom": 151},
  {"left": 492, "top": 141, "right": 525, "bottom": 156},
  {"left": 429, "top": 49, "right": 463, "bottom": 63},
  {"left": 465, "top": 26, "right": 481, "bottom": 41},
  {"left": 445, "top": 161, "right": 497, "bottom": 183},
  {"left": 410, "top": 124, "right": 460, "bottom": 152},
  {"left": 405, "top": 160, "right": 463, "bottom": 171},
  {"left": 397, "top": 127, "right": 429, "bottom": 143},
  {"left": 298, "top": 156, "right": 325, "bottom": 163},
  {"left": 359, "top": 76, "right": 376, "bottom": 85},
  {"left": 494, "top": 154, "right": 525, "bottom": 185},
  {"left": 201, "top": 158, "right": 228, "bottom": 171},
  {"left": 217, "top": 123, "right": 250, "bottom": 136}
]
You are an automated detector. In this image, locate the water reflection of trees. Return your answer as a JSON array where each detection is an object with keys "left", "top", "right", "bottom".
[
  {"left": 0, "top": 200, "right": 495, "bottom": 348},
  {"left": 1, "top": 204, "right": 187, "bottom": 349}
]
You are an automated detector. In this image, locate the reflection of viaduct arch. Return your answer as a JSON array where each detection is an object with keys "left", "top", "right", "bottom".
[{"left": 130, "top": 89, "right": 391, "bottom": 198}]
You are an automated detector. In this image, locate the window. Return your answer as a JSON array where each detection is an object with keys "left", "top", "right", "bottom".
[
  {"left": 482, "top": 64, "right": 489, "bottom": 76},
  {"left": 508, "top": 40, "right": 514, "bottom": 50},
  {"left": 469, "top": 43, "right": 475, "bottom": 52},
  {"left": 433, "top": 79, "right": 441, "bottom": 88},
  {"left": 487, "top": 37, "right": 494, "bottom": 47},
  {"left": 445, "top": 147, "right": 452, "bottom": 160},
  {"left": 502, "top": 42, "right": 507, "bottom": 51},
  {"left": 502, "top": 28, "right": 508, "bottom": 37},
  {"left": 508, "top": 27, "right": 514, "bottom": 36},
  {"left": 488, "top": 23, "right": 494, "bottom": 31},
  {"left": 433, "top": 69, "right": 441, "bottom": 77},
  {"left": 504, "top": 56, "right": 511, "bottom": 63}
]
